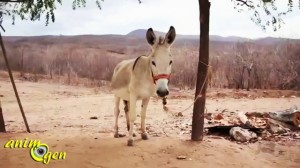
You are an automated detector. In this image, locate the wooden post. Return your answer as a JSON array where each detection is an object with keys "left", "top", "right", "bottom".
[
  {"left": 0, "top": 100, "right": 6, "bottom": 132},
  {"left": 191, "top": 0, "right": 211, "bottom": 141},
  {"left": 0, "top": 33, "right": 31, "bottom": 133}
]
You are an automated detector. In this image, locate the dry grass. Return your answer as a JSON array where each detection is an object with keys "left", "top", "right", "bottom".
[{"left": 0, "top": 36, "right": 299, "bottom": 90}]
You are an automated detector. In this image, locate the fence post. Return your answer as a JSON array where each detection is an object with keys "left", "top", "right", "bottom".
[
  {"left": 0, "top": 33, "right": 31, "bottom": 133},
  {"left": 0, "top": 100, "right": 6, "bottom": 132}
]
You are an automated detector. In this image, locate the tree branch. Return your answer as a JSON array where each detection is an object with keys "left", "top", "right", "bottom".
[
  {"left": 235, "top": 0, "right": 254, "bottom": 8},
  {"left": 0, "top": 0, "right": 24, "bottom": 2}
]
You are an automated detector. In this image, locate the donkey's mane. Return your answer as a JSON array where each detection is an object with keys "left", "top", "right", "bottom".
[
  {"left": 132, "top": 55, "right": 144, "bottom": 71},
  {"left": 158, "top": 36, "right": 165, "bottom": 45}
]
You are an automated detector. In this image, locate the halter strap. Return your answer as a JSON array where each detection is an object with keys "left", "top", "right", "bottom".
[
  {"left": 132, "top": 56, "right": 171, "bottom": 84},
  {"left": 151, "top": 71, "right": 171, "bottom": 84}
]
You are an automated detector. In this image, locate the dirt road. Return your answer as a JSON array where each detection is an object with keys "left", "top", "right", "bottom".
[{"left": 0, "top": 79, "right": 299, "bottom": 168}]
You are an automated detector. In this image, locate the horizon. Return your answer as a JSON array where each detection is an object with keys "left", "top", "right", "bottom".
[
  {"left": 2, "top": 0, "right": 300, "bottom": 39},
  {"left": 2, "top": 29, "right": 298, "bottom": 40}
]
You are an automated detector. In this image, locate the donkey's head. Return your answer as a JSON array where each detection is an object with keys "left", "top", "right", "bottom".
[{"left": 146, "top": 26, "right": 176, "bottom": 98}]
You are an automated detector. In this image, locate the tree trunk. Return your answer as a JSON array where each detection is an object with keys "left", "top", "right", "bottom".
[
  {"left": 191, "top": 0, "right": 210, "bottom": 141},
  {"left": 269, "top": 105, "right": 300, "bottom": 126},
  {"left": 50, "top": 66, "right": 53, "bottom": 79},
  {"left": 20, "top": 48, "right": 24, "bottom": 77},
  {"left": 239, "top": 66, "right": 245, "bottom": 89},
  {"left": 247, "top": 68, "right": 251, "bottom": 91},
  {"left": 67, "top": 62, "right": 71, "bottom": 85}
]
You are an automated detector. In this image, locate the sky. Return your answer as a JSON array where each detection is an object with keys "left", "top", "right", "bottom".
[{"left": 2, "top": 0, "right": 300, "bottom": 39}]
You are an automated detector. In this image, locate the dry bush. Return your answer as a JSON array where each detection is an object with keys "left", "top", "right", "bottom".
[
  {"left": 274, "top": 42, "right": 300, "bottom": 89},
  {"left": 170, "top": 48, "right": 198, "bottom": 89},
  {"left": 212, "top": 41, "right": 300, "bottom": 90},
  {"left": 0, "top": 37, "right": 299, "bottom": 91}
]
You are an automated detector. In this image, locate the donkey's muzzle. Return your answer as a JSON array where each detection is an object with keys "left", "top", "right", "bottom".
[{"left": 156, "top": 89, "right": 169, "bottom": 98}]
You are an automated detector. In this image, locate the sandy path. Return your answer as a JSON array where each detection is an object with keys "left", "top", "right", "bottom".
[{"left": 0, "top": 79, "right": 300, "bottom": 168}]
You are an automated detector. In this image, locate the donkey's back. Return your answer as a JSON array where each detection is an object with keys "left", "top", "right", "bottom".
[{"left": 111, "top": 58, "right": 135, "bottom": 100}]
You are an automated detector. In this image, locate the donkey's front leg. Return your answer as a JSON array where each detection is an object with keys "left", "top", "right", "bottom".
[
  {"left": 114, "top": 96, "right": 121, "bottom": 138},
  {"left": 128, "top": 94, "right": 137, "bottom": 146},
  {"left": 141, "top": 98, "right": 150, "bottom": 140}
]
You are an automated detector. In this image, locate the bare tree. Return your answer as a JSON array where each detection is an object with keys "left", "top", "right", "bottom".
[
  {"left": 192, "top": 0, "right": 210, "bottom": 141},
  {"left": 231, "top": 42, "right": 257, "bottom": 90},
  {"left": 18, "top": 46, "right": 24, "bottom": 77},
  {"left": 232, "top": 0, "right": 300, "bottom": 31}
]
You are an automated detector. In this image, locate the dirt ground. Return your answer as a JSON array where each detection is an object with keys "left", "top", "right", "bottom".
[{"left": 0, "top": 77, "right": 300, "bottom": 168}]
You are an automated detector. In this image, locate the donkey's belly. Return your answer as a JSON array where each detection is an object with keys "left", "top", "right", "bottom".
[
  {"left": 136, "top": 91, "right": 155, "bottom": 100},
  {"left": 113, "top": 88, "right": 155, "bottom": 100},
  {"left": 113, "top": 82, "right": 155, "bottom": 100},
  {"left": 112, "top": 87, "right": 130, "bottom": 101}
]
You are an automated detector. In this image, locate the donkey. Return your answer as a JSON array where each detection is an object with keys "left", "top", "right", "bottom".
[{"left": 111, "top": 26, "right": 176, "bottom": 146}]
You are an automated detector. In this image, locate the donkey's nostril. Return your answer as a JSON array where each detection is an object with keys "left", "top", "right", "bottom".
[{"left": 156, "top": 89, "right": 169, "bottom": 97}]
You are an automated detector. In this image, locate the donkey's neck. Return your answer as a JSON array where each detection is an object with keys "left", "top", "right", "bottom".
[{"left": 132, "top": 56, "right": 153, "bottom": 83}]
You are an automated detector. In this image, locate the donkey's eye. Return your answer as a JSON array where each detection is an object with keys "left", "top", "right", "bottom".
[
  {"left": 152, "top": 61, "right": 156, "bottom": 66},
  {"left": 169, "top": 60, "right": 173, "bottom": 65}
]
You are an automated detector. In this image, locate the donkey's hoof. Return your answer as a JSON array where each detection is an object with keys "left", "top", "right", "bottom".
[
  {"left": 127, "top": 139, "right": 134, "bottom": 146},
  {"left": 115, "top": 133, "right": 126, "bottom": 138},
  {"left": 141, "top": 133, "right": 148, "bottom": 140}
]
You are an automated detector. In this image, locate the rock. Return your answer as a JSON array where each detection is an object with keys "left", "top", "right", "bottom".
[
  {"left": 118, "top": 134, "right": 126, "bottom": 137},
  {"left": 205, "top": 113, "right": 212, "bottom": 120},
  {"left": 222, "top": 109, "right": 228, "bottom": 113},
  {"left": 268, "top": 121, "right": 287, "bottom": 134},
  {"left": 293, "top": 133, "right": 300, "bottom": 139},
  {"left": 214, "top": 113, "right": 224, "bottom": 120},
  {"left": 229, "top": 127, "right": 257, "bottom": 142},
  {"left": 177, "top": 155, "right": 187, "bottom": 160},
  {"left": 237, "top": 112, "right": 252, "bottom": 127},
  {"left": 177, "top": 112, "right": 183, "bottom": 117}
]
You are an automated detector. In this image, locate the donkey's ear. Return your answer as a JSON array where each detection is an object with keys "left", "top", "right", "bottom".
[
  {"left": 165, "top": 26, "right": 176, "bottom": 45},
  {"left": 146, "top": 28, "right": 156, "bottom": 46}
]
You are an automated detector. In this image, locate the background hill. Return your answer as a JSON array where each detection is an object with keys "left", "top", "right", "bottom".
[
  {"left": 4, "top": 28, "right": 299, "bottom": 47},
  {"left": 1, "top": 29, "right": 299, "bottom": 90}
]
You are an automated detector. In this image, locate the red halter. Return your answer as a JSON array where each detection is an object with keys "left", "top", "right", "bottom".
[{"left": 152, "top": 73, "right": 171, "bottom": 84}]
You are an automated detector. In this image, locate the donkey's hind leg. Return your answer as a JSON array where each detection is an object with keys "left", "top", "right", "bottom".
[
  {"left": 124, "top": 100, "right": 130, "bottom": 131},
  {"left": 128, "top": 94, "right": 137, "bottom": 146},
  {"left": 114, "top": 96, "right": 121, "bottom": 138},
  {"left": 124, "top": 100, "right": 136, "bottom": 137}
]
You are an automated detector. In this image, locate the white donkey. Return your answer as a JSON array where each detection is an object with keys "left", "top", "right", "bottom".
[{"left": 111, "top": 26, "right": 176, "bottom": 146}]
